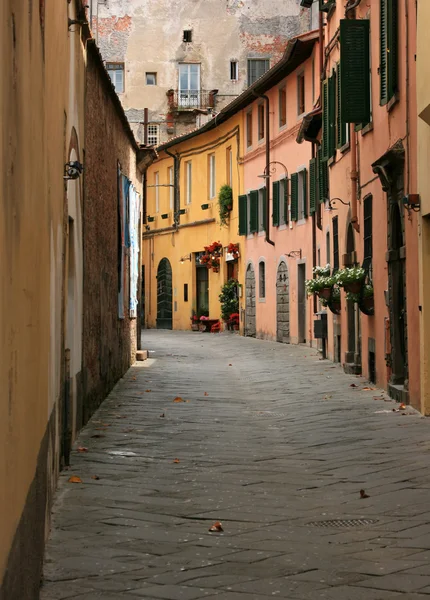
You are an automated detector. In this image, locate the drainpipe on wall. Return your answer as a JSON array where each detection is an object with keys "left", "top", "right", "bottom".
[
  {"left": 350, "top": 124, "right": 360, "bottom": 232},
  {"left": 253, "top": 91, "right": 275, "bottom": 246},
  {"left": 165, "top": 148, "right": 180, "bottom": 229}
]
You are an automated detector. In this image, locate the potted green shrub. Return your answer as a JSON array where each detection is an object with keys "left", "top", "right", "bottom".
[
  {"left": 219, "top": 279, "right": 239, "bottom": 327},
  {"left": 218, "top": 185, "right": 233, "bottom": 227}
]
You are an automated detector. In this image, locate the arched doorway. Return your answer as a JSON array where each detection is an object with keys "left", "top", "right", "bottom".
[
  {"left": 245, "top": 263, "right": 256, "bottom": 337},
  {"left": 156, "top": 258, "right": 173, "bottom": 329},
  {"left": 388, "top": 203, "right": 407, "bottom": 385},
  {"left": 276, "top": 261, "right": 290, "bottom": 343}
]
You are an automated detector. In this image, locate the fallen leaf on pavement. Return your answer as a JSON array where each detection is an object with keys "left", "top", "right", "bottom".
[
  {"left": 360, "top": 489, "right": 369, "bottom": 499},
  {"left": 209, "top": 521, "right": 223, "bottom": 532},
  {"left": 160, "top": 413, "right": 165, "bottom": 418},
  {"left": 132, "top": 377, "right": 136, "bottom": 381},
  {"left": 116, "top": 415, "right": 126, "bottom": 419},
  {"left": 228, "top": 364, "right": 232, "bottom": 366},
  {"left": 350, "top": 383, "right": 358, "bottom": 388},
  {"left": 399, "top": 403, "right": 406, "bottom": 410},
  {"left": 323, "top": 395, "right": 332, "bottom": 400},
  {"left": 91, "top": 475, "right": 100, "bottom": 480},
  {"left": 145, "top": 390, "right": 151, "bottom": 393},
  {"left": 173, "top": 397, "right": 184, "bottom": 402},
  {"left": 173, "top": 458, "right": 180, "bottom": 463},
  {"left": 77, "top": 447, "right": 88, "bottom": 453},
  {"left": 362, "top": 387, "right": 375, "bottom": 391},
  {"left": 204, "top": 392, "right": 209, "bottom": 396},
  {"left": 68, "top": 476, "right": 82, "bottom": 484}
]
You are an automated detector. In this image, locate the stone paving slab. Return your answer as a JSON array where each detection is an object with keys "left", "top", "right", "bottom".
[{"left": 41, "top": 331, "right": 430, "bottom": 599}]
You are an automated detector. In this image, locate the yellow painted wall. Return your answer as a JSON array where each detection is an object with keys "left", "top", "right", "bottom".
[
  {"left": 143, "top": 116, "right": 245, "bottom": 331},
  {"left": 417, "top": 0, "right": 430, "bottom": 414}
]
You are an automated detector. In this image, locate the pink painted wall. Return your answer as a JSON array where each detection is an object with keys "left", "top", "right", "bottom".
[{"left": 242, "top": 46, "right": 318, "bottom": 344}]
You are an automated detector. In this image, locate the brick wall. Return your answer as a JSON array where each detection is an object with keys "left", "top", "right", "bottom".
[{"left": 82, "top": 43, "right": 142, "bottom": 423}]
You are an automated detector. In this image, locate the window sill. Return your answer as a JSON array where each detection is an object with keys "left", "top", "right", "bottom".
[
  {"left": 258, "top": 230, "right": 265, "bottom": 237},
  {"left": 279, "top": 123, "right": 288, "bottom": 132},
  {"left": 339, "top": 141, "right": 350, "bottom": 154},
  {"left": 258, "top": 297, "right": 266, "bottom": 303},
  {"left": 278, "top": 223, "right": 287, "bottom": 231},
  {"left": 387, "top": 93, "right": 399, "bottom": 113},
  {"left": 297, "top": 111, "right": 306, "bottom": 121},
  {"left": 361, "top": 122, "right": 374, "bottom": 136},
  {"left": 328, "top": 155, "right": 336, "bottom": 167},
  {"left": 258, "top": 138, "right": 265, "bottom": 145}
]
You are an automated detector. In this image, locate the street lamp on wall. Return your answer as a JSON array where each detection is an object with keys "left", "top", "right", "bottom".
[
  {"left": 258, "top": 161, "right": 289, "bottom": 181},
  {"left": 180, "top": 253, "right": 192, "bottom": 264},
  {"left": 325, "top": 197, "right": 350, "bottom": 211}
]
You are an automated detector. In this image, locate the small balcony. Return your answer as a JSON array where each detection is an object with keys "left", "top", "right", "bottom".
[{"left": 167, "top": 89, "right": 218, "bottom": 112}]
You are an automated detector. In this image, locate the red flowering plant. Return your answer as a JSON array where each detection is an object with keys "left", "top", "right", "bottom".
[
  {"left": 228, "top": 313, "right": 240, "bottom": 326},
  {"left": 227, "top": 243, "right": 240, "bottom": 260},
  {"left": 200, "top": 241, "right": 222, "bottom": 272}
]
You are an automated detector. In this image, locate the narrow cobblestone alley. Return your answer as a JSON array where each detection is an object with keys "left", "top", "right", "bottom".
[{"left": 42, "top": 332, "right": 430, "bottom": 600}]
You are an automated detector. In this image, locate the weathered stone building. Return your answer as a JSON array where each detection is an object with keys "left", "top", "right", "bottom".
[{"left": 89, "top": 0, "right": 317, "bottom": 143}]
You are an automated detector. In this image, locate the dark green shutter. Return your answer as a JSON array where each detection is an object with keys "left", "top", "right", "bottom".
[
  {"left": 291, "top": 173, "right": 298, "bottom": 221},
  {"left": 262, "top": 187, "right": 267, "bottom": 231},
  {"left": 272, "top": 181, "right": 280, "bottom": 226},
  {"left": 317, "top": 147, "right": 328, "bottom": 205},
  {"left": 328, "top": 73, "right": 336, "bottom": 158},
  {"left": 238, "top": 194, "right": 247, "bottom": 236},
  {"left": 322, "top": 79, "right": 329, "bottom": 161},
  {"left": 284, "top": 178, "right": 289, "bottom": 223},
  {"left": 336, "top": 63, "right": 348, "bottom": 148},
  {"left": 309, "top": 158, "right": 317, "bottom": 214},
  {"left": 380, "top": 0, "right": 388, "bottom": 105},
  {"left": 387, "top": 0, "right": 398, "bottom": 100},
  {"left": 340, "top": 19, "right": 371, "bottom": 124},
  {"left": 250, "top": 190, "right": 258, "bottom": 233},
  {"left": 302, "top": 168, "right": 308, "bottom": 218}
]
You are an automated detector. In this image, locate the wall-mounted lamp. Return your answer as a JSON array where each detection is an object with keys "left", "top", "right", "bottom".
[
  {"left": 286, "top": 249, "right": 302, "bottom": 259},
  {"left": 403, "top": 194, "right": 420, "bottom": 212},
  {"left": 64, "top": 161, "right": 84, "bottom": 180},
  {"left": 258, "top": 160, "right": 289, "bottom": 180},
  {"left": 180, "top": 253, "right": 192, "bottom": 264},
  {"left": 325, "top": 197, "right": 350, "bottom": 211}
]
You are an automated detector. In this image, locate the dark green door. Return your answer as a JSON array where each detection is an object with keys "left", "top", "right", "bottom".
[{"left": 157, "top": 258, "right": 173, "bottom": 329}]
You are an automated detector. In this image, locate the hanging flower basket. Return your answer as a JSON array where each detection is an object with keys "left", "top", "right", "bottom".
[
  {"left": 318, "top": 287, "right": 333, "bottom": 300},
  {"left": 334, "top": 267, "right": 365, "bottom": 294},
  {"left": 358, "top": 285, "right": 374, "bottom": 316},
  {"left": 328, "top": 300, "right": 341, "bottom": 315},
  {"left": 344, "top": 280, "right": 363, "bottom": 294}
]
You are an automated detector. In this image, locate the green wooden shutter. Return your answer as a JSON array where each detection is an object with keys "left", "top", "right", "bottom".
[
  {"left": 309, "top": 158, "right": 317, "bottom": 214},
  {"left": 250, "top": 190, "right": 258, "bottom": 233},
  {"left": 322, "top": 79, "right": 329, "bottom": 161},
  {"left": 380, "top": 0, "right": 388, "bottom": 105},
  {"left": 284, "top": 178, "right": 289, "bottom": 223},
  {"left": 336, "top": 63, "right": 348, "bottom": 148},
  {"left": 328, "top": 72, "right": 336, "bottom": 158},
  {"left": 387, "top": 0, "right": 398, "bottom": 100},
  {"left": 262, "top": 187, "right": 267, "bottom": 231},
  {"left": 272, "top": 181, "right": 280, "bottom": 226},
  {"left": 291, "top": 173, "right": 298, "bottom": 221},
  {"left": 340, "top": 19, "right": 371, "bottom": 124},
  {"left": 238, "top": 194, "right": 248, "bottom": 236},
  {"left": 317, "top": 148, "right": 328, "bottom": 204},
  {"left": 302, "top": 168, "right": 308, "bottom": 218}
]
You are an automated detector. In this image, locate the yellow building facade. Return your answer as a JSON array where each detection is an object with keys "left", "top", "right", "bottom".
[
  {"left": 417, "top": 0, "right": 430, "bottom": 414},
  {"left": 143, "top": 115, "right": 245, "bottom": 332}
]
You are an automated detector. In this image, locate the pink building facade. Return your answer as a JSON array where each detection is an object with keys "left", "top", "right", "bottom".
[{"left": 239, "top": 1, "right": 419, "bottom": 409}]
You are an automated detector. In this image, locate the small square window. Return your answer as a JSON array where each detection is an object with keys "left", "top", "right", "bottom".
[
  {"left": 146, "top": 72, "right": 157, "bottom": 86},
  {"left": 230, "top": 61, "right": 238, "bottom": 80},
  {"left": 183, "top": 30, "right": 192, "bottom": 43},
  {"left": 147, "top": 124, "right": 159, "bottom": 146}
]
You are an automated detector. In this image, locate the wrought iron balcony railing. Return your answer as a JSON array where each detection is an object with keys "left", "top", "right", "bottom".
[{"left": 167, "top": 89, "right": 217, "bottom": 111}]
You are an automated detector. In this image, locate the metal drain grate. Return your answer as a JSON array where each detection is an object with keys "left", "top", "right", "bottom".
[{"left": 308, "top": 518, "right": 378, "bottom": 528}]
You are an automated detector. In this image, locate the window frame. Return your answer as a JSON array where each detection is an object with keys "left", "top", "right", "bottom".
[
  {"left": 226, "top": 146, "right": 233, "bottom": 188},
  {"left": 258, "top": 187, "right": 265, "bottom": 233},
  {"left": 208, "top": 154, "right": 216, "bottom": 199},
  {"left": 297, "top": 168, "right": 307, "bottom": 221},
  {"left": 246, "top": 110, "right": 253, "bottom": 148},
  {"left": 155, "top": 171, "right": 159, "bottom": 213},
  {"left": 247, "top": 58, "right": 270, "bottom": 87},
  {"left": 258, "top": 260, "right": 266, "bottom": 300},
  {"left": 279, "top": 84, "right": 287, "bottom": 129},
  {"left": 258, "top": 103, "right": 265, "bottom": 141},
  {"left": 185, "top": 161, "right": 192, "bottom": 205},
  {"left": 230, "top": 60, "right": 238, "bottom": 81},
  {"left": 106, "top": 62, "right": 125, "bottom": 94},
  {"left": 147, "top": 123, "right": 159, "bottom": 146},
  {"left": 297, "top": 70, "right": 305, "bottom": 117},
  {"left": 279, "top": 178, "right": 288, "bottom": 226},
  {"left": 183, "top": 29, "right": 193, "bottom": 43},
  {"left": 168, "top": 166, "right": 174, "bottom": 210},
  {"left": 146, "top": 72, "right": 157, "bottom": 86}
]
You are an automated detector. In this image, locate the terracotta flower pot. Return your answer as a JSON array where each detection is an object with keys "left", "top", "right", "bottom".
[
  {"left": 359, "top": 295, "right": 374, "bottom": 315},
  {"left": 328, "top": 301, "right": 341, "bottom": 315},
  {"left": 344, "top": 281, "right": 363, "bottom": 294},
  {"left": 318, "top": 287, "right": 333, "bottom": 300}
]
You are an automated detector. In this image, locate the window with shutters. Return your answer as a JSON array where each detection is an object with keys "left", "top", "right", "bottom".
[
  {"left": 279, "top": 85, "right": 287, "bottom": 128},
  {"left": 258, "top": 188, "right": 266, "bottom": 232},
  {"left": 238, "top": 194, "right": 248, "bottom": 236},
  {"left": 249, "top": 190, "right": 259, "bottom": 233},
  {"left": 326, "top": 231, "right": 331, "bottom": 265},
  {"left": 247, "top": 59, "right": 270, "bottom": 86},
  {"left": 185, "top": 161, "right": 192, "bottom": 204},
  {"left": 259, "top": 261, "right": 266, "bottom": 300},
  {"left": 226, "top": 147, "right": 233, "bottom": 188},
  {"left": 279, "top": 179, "right": 288, "bottom": 225},
  {"left": 297, "top": 71, "right": 305, "bottom": 116},
  {"left": 339, "top": 19, "right": 371, "bottom": 124},
  {"left": 168, "top": 166, "right": 174, "bottom": 210},
  {"left": 336, "top": 64, "right": 349, "bottom": 149},
  {"left": 363, "top": 195, "right": 373, "bottom": 271},
  {"left": 380, "top": 0, "right": 398, "bottom": 105},
  {"left": 272, "top": 181, "right": 280, "bottom": 227},
  {"left": 332, "top": 216, "right": 339, "bottom": 272},
  {"left": 107, "top": 63, "right": 124, "bottom": 93},
  {"left": 309, "top": 158, "right": 317, "bottom": 214},
  {"left": 291, "top": 173, "right": 298, "bottom": 221},
  {"left": 317, "top": 147, "right": 329, "bottom": 204},
  {"left": 258, "top": 104, "right": 265, "bottom": 141},
  {"left": 246, "top": 111, "right": 253, "bottom": 148},
  {"left": 322, "top": 74, "right": 336, "bottom": 160},
  {"left": 297, "top": 169, "right": 307, "bottom": 220}
]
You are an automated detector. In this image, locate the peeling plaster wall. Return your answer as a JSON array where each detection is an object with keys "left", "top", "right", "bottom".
[{"left": 90, "top": 0, "right": 312, "bottom": 142}]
